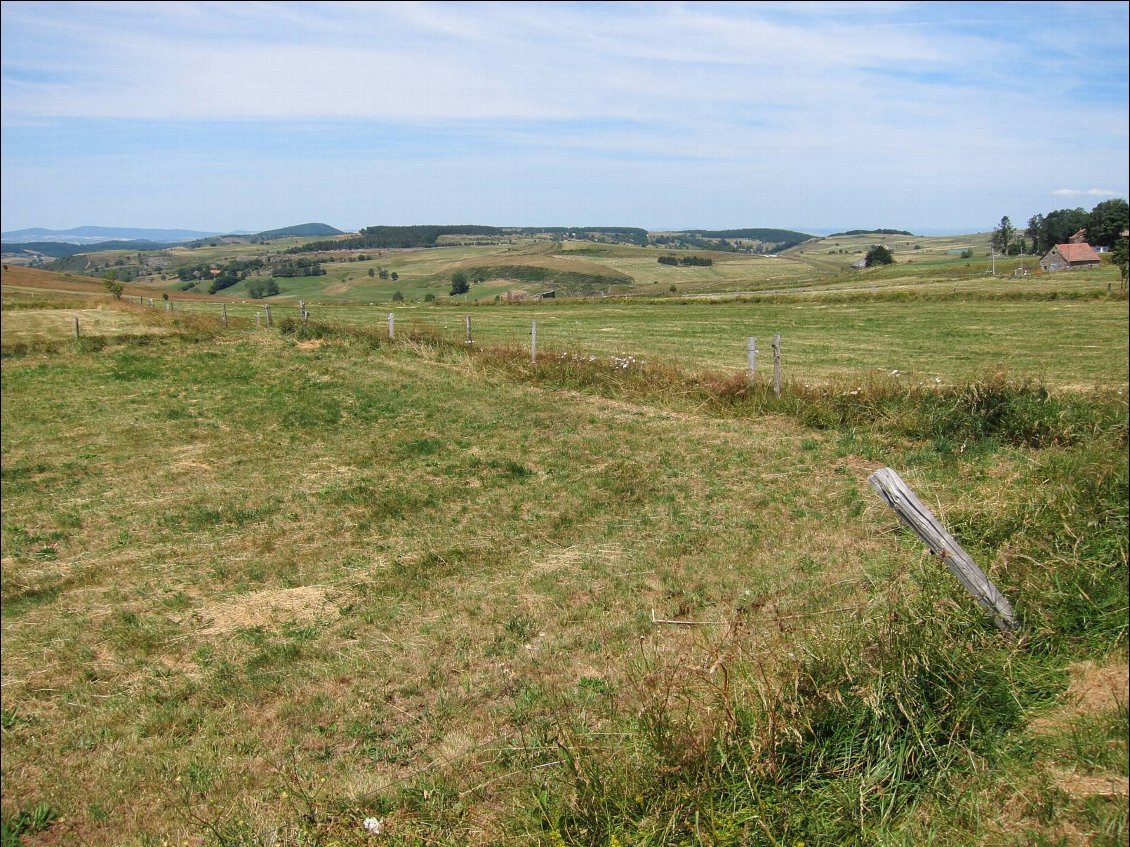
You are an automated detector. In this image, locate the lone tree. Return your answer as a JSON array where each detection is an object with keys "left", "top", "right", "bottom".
[
  {"left": 991, "top": 216, "right": 1015, "bottom": 255},
  {"left": 1112, "top": 237, "right": 1129, "bottom": 292},
  {"left": 450, "top": 271, "right": 469, "bottom": 296},
  {"left": 865, "top": 245, "right": 894, "bottom": 267},
  {"left": 102, "top": 273, "right": 123, "bottom": 299}
]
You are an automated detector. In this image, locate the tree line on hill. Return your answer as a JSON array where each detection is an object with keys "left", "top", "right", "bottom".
[
  {"left": 658, "top": 255, "right": 713, "bottom": 266},
  {"left": 993, "top": 199, "right": 1128, "bottom": 255},
  {"left": 297, "top": 225, "right": 506, "bottom": 251}
]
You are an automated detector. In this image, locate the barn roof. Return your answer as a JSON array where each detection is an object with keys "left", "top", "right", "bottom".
[{"left": 1054, "top": 243, "right": 1101, "bottom": 263}]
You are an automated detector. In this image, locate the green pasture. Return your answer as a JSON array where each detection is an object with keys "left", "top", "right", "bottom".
[
  {"left": 2, "top": 291, "right": 1126, "bottom": 845},
  {"left": 0, "top": 307, "right": 172, "bottom": 343},
  {"left": 167, "top": 295, "right": 1129, "bottom": 388}
]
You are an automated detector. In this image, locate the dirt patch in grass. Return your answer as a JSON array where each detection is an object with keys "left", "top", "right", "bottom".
[
  {"left": 195, "top": 586, "right": 336, "bottom": 636},
  {"left": 1050, "top": 769, "right": 1129, "bottom": 799},
  {"left": 1031, "top": 658, "right": 1129, "bottom": 733}
]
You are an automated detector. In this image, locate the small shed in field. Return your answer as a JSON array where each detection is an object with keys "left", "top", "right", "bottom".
[{"left": 1040, "top": 243, "right": 1101, "bottom": 273}]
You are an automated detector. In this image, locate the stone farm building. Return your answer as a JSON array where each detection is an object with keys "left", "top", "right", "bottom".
[{"left": 1040, "top": 243, "right": 1101, "bottom": 273}]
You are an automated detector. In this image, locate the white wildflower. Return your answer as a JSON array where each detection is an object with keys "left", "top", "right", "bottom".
[{"left": 363, "top": 817, "right": 383, "bottom": 835}]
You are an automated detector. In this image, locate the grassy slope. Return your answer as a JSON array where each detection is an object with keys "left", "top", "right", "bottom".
[{"left": 2, "top": 267, "right": 1126, "bottom": 846}]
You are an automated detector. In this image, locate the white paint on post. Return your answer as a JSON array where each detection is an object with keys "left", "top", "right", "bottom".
[
  {"left": 868, "top": 467, "right": 1019, "bottom": 631},
  {"left": 772, "top": 333, "right": 781, "bottom": 396},
  {"left": 747, "top": 336, "right": 757, "bottom": 379},
  {"left": 531, "top": 321, "right": 537, "bottom": 363},
  {"left": 388, "top": 312, "right": 395, "bottom": 340}
]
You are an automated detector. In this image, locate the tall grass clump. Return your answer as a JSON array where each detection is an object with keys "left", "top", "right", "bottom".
[{"left": 532, "top": 571, "right": 1038, "bottom": 846}]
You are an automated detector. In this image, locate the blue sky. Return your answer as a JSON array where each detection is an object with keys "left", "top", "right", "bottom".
[{"left": 2, "top": 1, "right": 1127, "bottom": 235}]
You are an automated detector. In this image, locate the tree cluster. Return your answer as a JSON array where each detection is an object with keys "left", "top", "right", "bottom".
[
  {"left": 1023, "top": 199, "right": 1128, "bottom": 254},
  {"left": 247, "top": 279, "right": 280, "bottom": 299},
  {"left": 270, "top": 258, "right": 326, "bottom": 278},
  {"left": 864, "top": 245, "right": 894, "bottom": 267},
  {"left": 657, "top": 255, "right": 713, "bottom": 266}
]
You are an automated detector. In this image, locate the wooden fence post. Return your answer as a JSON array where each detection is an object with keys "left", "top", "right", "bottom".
[
  {"left": 148, "top": 298, "right": 154, "bottom": 308},
  {"left": 388, "top": 312, "right": 395, "bottom": 340},
  {"left": 73, "top": 316, "right": 80, "bottom": 338},
  {"left": 165, "top": 300, "right": 171, "bottom": 312},
  {"left": 747, "top": 336, "right": 757, "bottom": 380},
  {"left": 222, "top": 303, "right": 228, "bottom": 326},
  {"left": 531, "top": 321, "right": 537, "bottom": 364},
  {"left": 868, "top": 467, "right": 1018, "bottom": 631},
  {"left": 256, "top": 312, "right": 261, "bottom": 328},
  {"left": 772, "top": 334, "right": 781, "bottom": 396},
  {"left": 265, "top": 304, "right": 272, "bottom": 327},
  {"left": 465, "top": 315, "right": 473, "bottom": 345}
]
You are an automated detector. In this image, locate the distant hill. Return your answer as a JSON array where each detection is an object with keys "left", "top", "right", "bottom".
[
  {"left": 251, "top": 222, "right": 343, "bottom": 242},
  {"left": 651, "top": 228, "right": 814, "bottom": 253},
  {"left": 827, "top": 229, "right": 915, "bottom": 238},
  {"left": 2, "top": 240, "right": 179, "bottom": 259},
  {"left": 1, "top": 226, "right": 221, "bottom": 244},
  {"left": 297, "top": 225, "right": 506, "bottom": 252}
]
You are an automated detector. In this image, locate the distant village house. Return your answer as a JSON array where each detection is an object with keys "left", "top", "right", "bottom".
[{"left": 1039, "top": 243, "right": 1101, "bottom": 273}]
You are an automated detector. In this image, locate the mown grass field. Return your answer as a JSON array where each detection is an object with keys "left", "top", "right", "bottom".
[{"left": 2, "top": 263, "right": 1127, "bottom": 846}]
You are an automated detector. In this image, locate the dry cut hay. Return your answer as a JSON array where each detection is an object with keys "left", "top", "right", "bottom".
[{"left": 196, "top": 585, "right": 336, "bottom": 637}]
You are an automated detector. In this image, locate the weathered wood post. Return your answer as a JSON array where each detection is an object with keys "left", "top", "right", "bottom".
[
  {"left": 747, "top": 336, "right": 757, "bottom": 380},
  {"left": 299, "top": 300, "right": 307, "bottom": 322},
  {"left": 222, "top": 303, "right": 228, "bottom": 327},
  {"left": 868, "top": 467, "right": 1018, "bottom": 631},
  {"left": 388, "top": 312, "right": 395, "bottom": 340},
  {"left": 265, "top": 304, "right": 272, "bottom": 327},
  {"left": 166, "top": 299, "right": 172, "bottom": 312},
  {"left": 73, "top": 316, "right": 81, "bottom": 338},
  {"left": 148, "top": 298, "right": 154, "bottom": 308},
  {"left": 531, "top": 321, "right": 537, "bottom": 364},
  {"left": 772, "top": 334, "right": 781, "bottom": 396},
  {"left": 464, "top": 315, "right": 473, "bottom": 345},
  {"left": 256, "top": 312, "right": 261, "bottom": 328}
]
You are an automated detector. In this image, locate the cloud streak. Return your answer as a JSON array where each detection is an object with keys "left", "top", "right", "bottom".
[
  {"left": 1052, "top": 188, "right": 1120, "bottom": 197},
  {"left": 2, "top": 1, "right": 1127, "bottom": 232}
]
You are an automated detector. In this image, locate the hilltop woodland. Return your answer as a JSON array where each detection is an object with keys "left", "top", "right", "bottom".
[
  {"left": 992, "top": 198, "right": 1129, "bottom": 255},
  {"left": 1, "top": 224, "right": 1127, "bottom": 847}
]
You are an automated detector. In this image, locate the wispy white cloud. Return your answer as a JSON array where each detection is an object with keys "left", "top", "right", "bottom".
[
  {"left": 1, "top": 1, "right": 1127, "bottom": 231},
  {"left": 1051, "top": 188, "right": 1120, "bottom": 197}
]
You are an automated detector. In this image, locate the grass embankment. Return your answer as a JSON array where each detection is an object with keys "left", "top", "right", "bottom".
[{"left": 1, "top": 297, "right": 1126, "bottom": 845}]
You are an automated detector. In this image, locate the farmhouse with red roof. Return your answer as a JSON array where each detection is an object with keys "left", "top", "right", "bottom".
[{"left": 1040, "top": 242, "right": 1101, "bottom": 272}]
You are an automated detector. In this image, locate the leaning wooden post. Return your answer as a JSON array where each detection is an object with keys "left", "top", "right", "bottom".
[
  {"left": 464, "top": 315, "right": 473, "bottom": 346},
  {"left": 868, "top": 467, "right": 1018, "bottom": 631},
  {"left": 531, "top": 321, "right": 537, "bottom": 364},
  {"left": 772, "top": 334, "right": 781, "bottom": 396},
  {"left": 747, "top": 336, "right": 757, "bottom": 381},
  {"left": 221, "top": 303, "right": 228, "bottom": 326},
  {"left": 388, "top": 312, "right": 395, "bottom": 340},
  {"left": 73, "top": 316, "right": 81, "bottom": 339}
]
